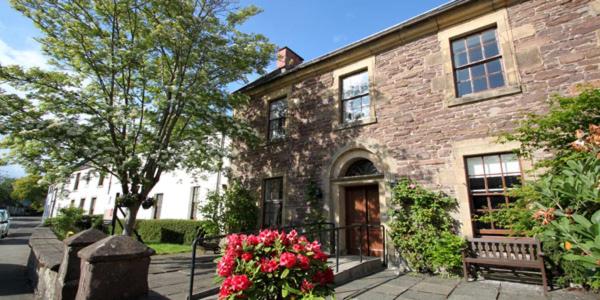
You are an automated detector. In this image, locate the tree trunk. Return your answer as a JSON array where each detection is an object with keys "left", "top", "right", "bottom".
[{"left": 122, "top": 202, "right": 141, "bottom": 236}]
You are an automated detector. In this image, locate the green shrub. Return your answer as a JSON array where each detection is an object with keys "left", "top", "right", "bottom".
[
  {"left": 45, "top": 207, "right": 105, "bottom": 239},
  {"left": 113, "top": 219, "right": 213, "bottom": 245},
  {"left": 200, "top": 181, "right": 258, "bottom": 234},
  {"left": 389, "top": 178, "right": 465, "bottom": 275}
]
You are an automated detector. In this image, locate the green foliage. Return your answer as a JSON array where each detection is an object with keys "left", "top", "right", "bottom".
[
  {"left": 542, "top": 210, "right": 600, "bottom": 289},
  {"left": 200, "top": 181, "right": 258, "bottom": 235},
  {"left": 489, "top": 89, "right": 600, "bottom": 289},
  {"left": 501, "top": 88, "right": 600, "bottom": 171},
  {"left": 113, "top": 219, "right": 213, "bottom": 244},
  {"left": 44, "top": 207, "right": 103, "bottom": 239},
  {"left": 10, "top": 173, "right": 48, "bottom": 211},
  {"left": 303, "top": 181, "right": 326, "bottom": 224},
  {"left": 0, "top": 177, "right": 15, "bottom": 207},
  {"left": 389, "top": 178, "right": 465, "bottom": 275},
  {"left": 0, "top": 0, "right": 274, "bottom": 235}
]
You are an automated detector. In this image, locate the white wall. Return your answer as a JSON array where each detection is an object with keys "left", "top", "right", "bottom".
[{"left": 44, "top": 166, "right": 226, "bottom": 221}]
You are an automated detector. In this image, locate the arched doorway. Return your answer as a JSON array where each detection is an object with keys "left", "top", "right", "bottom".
[{"left": 343, "top": 159, "right": 382, "bottom": 256}]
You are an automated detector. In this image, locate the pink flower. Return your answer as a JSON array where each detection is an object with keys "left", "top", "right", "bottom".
[
  {"left": 286, "top": 230, "right": 299, "bottom": 244},
  {"left": 217, "top": 256, "right": 235, "bottom": 277},
  {"left": 297, "top": 254, "right": 310, "bottom": 270},
  {"left": 280, "top": 252, "right": 297, "bottom": 269},
  {"left": 301, "top": 279, "right": 314, "bottom": 293},
  {"left": 219, "top": 275, "right": 252, "bottom": 299},
  {"left": 292, "top": 243, "right": 304, "bottom": 252},
  {"left": 260, "top": 258, "right": 279, "bottom": 273},
  {"left": 241, "top": 252, "right": 253, "bottom": 262},
  {"left": 314, "top": 250, "right": 328, "bottom": 262},
  {"left": 259, "top": 230, "right": 279, "bottom": 246},
  {"left": 245, "top": 235, "right": 259, "bottom": 246}
]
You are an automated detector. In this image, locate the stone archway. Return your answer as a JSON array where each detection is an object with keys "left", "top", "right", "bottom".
[{"left": 323, "top": 146, "right": 391, "bottom": 255}]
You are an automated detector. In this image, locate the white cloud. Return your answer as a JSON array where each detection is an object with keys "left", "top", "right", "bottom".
[{"left": 0, "top": 38, "right": 48, "bottom": 69}]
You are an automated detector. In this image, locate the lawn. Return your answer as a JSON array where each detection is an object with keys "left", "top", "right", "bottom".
[{"left": 147, "top": 243, "right": 193, "bottom": 255}]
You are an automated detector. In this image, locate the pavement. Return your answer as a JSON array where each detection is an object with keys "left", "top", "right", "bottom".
[
  {"left": 335, "top": 269, "right": 598, "bottom": 300},
  {"left": 0, "top": 216, "right": 40, "bottom": 300}
]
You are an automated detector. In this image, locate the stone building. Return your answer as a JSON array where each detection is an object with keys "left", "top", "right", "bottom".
[{"left": 232, "top": 0, "right": 600, "bottom": 255}]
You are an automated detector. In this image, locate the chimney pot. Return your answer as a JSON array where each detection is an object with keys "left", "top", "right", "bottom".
[{"left": 277, "top": 47, "right": 303, "bottom": 69}]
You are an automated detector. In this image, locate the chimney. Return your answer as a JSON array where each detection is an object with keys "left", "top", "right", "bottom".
[{"left": 277, "top": 47, "right": 304, "bottom": 69}]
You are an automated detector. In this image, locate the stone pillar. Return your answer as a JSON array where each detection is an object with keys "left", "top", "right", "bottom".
[
  {"left": 56, "top": 229, "right": 107, "bottom": 300},
  {"left": 75, "top": 235, "right": 155, "bottom": 300}
]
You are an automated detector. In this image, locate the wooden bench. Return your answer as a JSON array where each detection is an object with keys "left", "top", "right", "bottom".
[{"left": 462, "top": 237, "right": 549, "bottom": 293}]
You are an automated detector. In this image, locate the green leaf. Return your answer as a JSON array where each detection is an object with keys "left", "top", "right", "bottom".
[
  {"left": 281, "top": 268, "right": 289, "bottom": 279},
  {"left": 282, "top": 288, "right": 289, "bottom": 298},
  {"left": 591, "top": 210, "right": 600, "bottom": 224},
  {"left": 572, "top": 214, "right": 592, "bottom": 228}
]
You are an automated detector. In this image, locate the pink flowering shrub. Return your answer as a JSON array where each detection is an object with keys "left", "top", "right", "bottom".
[{"left": 216, "top": 229, "right": 335, "bottom": 299}]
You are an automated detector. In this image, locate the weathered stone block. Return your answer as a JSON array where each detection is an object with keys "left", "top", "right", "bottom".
[
  {"left": 75, "top": 235, "right": 154, "bottom": 300},
  {"left": 56, "top": 229, "right": 107, "bottom": 300}
]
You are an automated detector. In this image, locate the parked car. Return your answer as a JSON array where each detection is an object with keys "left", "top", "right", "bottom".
[{"left": 0, "top": 209, "right": 10, "bottom": 238}]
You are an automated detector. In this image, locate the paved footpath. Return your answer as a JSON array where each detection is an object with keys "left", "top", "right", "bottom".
[
  {"left": 0, "top": 216, "right": 40, "bottom": 300},
  {"left": 335, "top": 269, "right": 598, "bottom": 300}
]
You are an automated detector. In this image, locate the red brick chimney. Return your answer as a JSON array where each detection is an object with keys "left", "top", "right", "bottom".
[{"left": 276, "top": 47, "right": 303, "bottom": 69}]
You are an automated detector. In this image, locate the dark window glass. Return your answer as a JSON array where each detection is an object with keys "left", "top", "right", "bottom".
[
  {"left": 452, "top": 28, "right": 505, "bottom": 97},
  {"left": 89, "top": 198, "right": 96, "bottom": 215},
  {"left": 73, "top": 173, "right": 80, "bottom": 190},
  {"left": 345, "top": 159, "right": 379, "bottom": 177},
  {"left": 263, "top": 177, "right": 283, "bottom": 227},
  {"left": 465, "top": 153, "right": 522, "bottom": 235},
  {"left": 268, "top": 98, "right": 287, "bottom": 141},
  {"left": 98, "top": 173, "right": 105, "bottom": 187},
  {"left": 341, "top": 71, "right": 370, "bottom": 123}
]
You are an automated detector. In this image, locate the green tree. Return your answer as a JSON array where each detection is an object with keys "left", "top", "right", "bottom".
[
  {"left": 0, "top": 176, "right": 16, "bottom": 207},
  {"left": 201, "top": 181, "right": 258, "bottom": 234},
  {"left": 11, "top": 174, "right": 48, "bottom": 211},
  {"left": 0, "top": 0, "right": 274, "bottom": 235}
]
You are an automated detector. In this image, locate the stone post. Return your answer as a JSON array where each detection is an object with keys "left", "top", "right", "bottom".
[
  {"left": 75, "top": 235, "right": 155, "bottom": 300},
  {"left": 56, "top": 229, "right": 107, "bottom": 300}
]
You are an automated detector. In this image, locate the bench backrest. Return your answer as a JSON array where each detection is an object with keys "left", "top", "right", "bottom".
[{"left": 465, "top": 237, "right": 542, "bottom": 262}]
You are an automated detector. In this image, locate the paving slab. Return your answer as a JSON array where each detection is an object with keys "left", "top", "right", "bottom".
[{"left": 448, "top": 280, "right": 499, "bottom": 300}]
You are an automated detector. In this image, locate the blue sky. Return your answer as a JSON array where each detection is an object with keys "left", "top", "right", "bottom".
[{"left": 0, "top": 0, "right": 449, "bottom": 178}]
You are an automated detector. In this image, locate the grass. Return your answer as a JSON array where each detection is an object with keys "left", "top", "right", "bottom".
[{"left": 147, "top": 243, "right": 193, "bottom": 255}]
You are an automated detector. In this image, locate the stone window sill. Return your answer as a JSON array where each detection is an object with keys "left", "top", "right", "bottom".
[
  {"left": 447, "top": 85, "right": 522, "bottom": 107},
  {"left": 334, "top": 117, "right": 377, "bottom": 131}
]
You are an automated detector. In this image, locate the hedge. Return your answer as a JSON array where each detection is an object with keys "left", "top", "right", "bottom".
[{"left": 113, "top": 219, "right": 213, "bottom": 245}]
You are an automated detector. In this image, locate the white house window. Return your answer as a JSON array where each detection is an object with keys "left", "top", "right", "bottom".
[
  {"left": 341, "top": 71, "right": 370, "bottom": 123},
  {"left": 268, "top": 98, "right": 287, "bottom": 141},
  {"left": 466, "top": 153, "right": 522, "bottom": 235},
  {"left": 452, "top": 28, "right": 505, "bottom": 97},
  {"left": 263, "top": 177, "right": 283, "bottom": 227}
]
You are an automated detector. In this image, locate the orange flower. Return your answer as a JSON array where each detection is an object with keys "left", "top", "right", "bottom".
[{"left": 565, "top": 241, "right": 572, "bottom": 251}]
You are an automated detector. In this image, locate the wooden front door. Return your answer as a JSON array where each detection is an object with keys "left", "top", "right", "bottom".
[{"left": 345, "top": 185, "right": 382, "bottom": 256}]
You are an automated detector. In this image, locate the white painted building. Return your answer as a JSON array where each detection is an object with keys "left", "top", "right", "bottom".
[{"left": 43, "top": 166, "right": 226, "bottom": 221}]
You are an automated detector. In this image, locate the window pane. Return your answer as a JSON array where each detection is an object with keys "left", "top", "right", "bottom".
[
  {"left": 467, "top": 157, "right": 485, "bottom": 176},
  {"left": 486, "top": 59, "right": 502, "bottom": 74},
  {"left": 489, "top": 73, "right": 505, "bottom": 89},
  {"left": 342, "top": 71, "right": 369, "bottom": 99},
  {"left": 264, "top": 178, "right": 283, "bottom": 227},
  {"left": 491, "top": 195, "right": 507, "bottom": 209},
  {"left": 469, "top": 177, "right": 486, "bottom": 191},
  {"left": 505, "top": 175, "right": 521, "bottom": 188},
  {"left": 265, "top": 178, "right": 283, "bottom": 201},
  {"left": 468, "top": 47, "right": 483, "bottom": 62},
  {"left": 473, "top": 196, "right": 488, "bottom": 210},
  {"left": 457, "top": 82, "right": 472, "bottom": 97},
  {"left": 484, "top": 43, "right": 499, "bottom": 58},
  {"left": 466, "top": 35, "right": 481, "bottom": 49},
  {"left": 452, "top": 39, "right": 466, "bottom": 53},
  {"left": 482, "top": 29, "right": 497, "bottom": 43},
  {"left": 473, "top": 77, "right": 487, "bottom": 92},
  {"left": 269, "top": 99, "right": 287, "bottom": 120},
  {"left": 471, "top": 64, "right": 485, "bottom": 78},
  {"left": 487, "top": 176, "right": 503, "bottom": 191},
  {"left": 484, "top": 155, "right": 502, "bottom": 174},
  {"left": 456, "top": 69, "right": 469, "bottom": 81},
  {"left": 454, "top": 52, "right": 468, "bottom": 67}
]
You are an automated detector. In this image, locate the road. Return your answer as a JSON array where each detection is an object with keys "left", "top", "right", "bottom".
[{"left": 0, "top": 216, "right": 40, "bottom": 300}]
